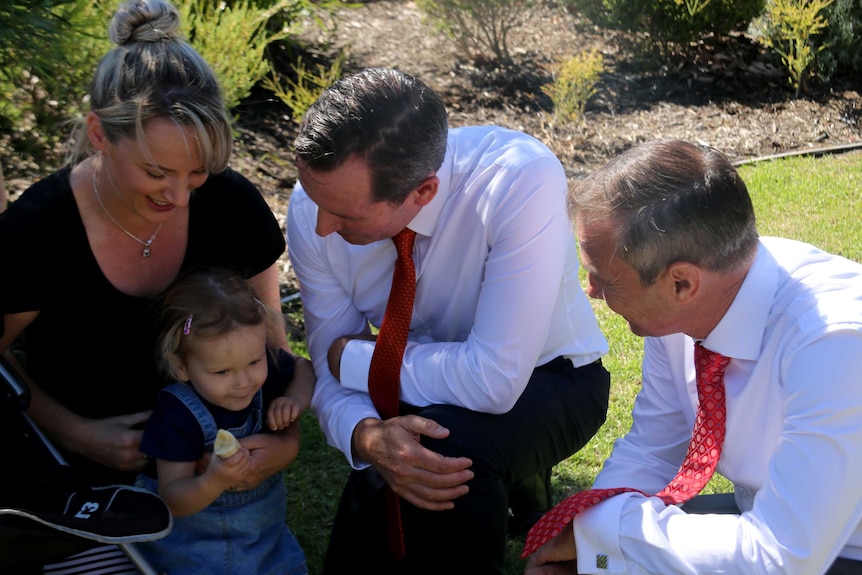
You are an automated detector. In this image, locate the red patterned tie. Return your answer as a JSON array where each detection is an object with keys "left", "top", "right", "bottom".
[
  {"left": 368, "top": 227, "right": 417, "bottom": 562},
  {"left": 521, "top": 342, "right": 730, "bottom": 558}
]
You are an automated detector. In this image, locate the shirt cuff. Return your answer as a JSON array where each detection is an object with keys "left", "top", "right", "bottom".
[
  {"left": 575, "top": 492, "right": 638, "bottom": 574},
  {"left": 339, "top": 338, "right": 375, "bottom": 393}
]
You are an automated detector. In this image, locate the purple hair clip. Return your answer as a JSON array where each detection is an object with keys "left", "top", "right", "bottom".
[{"left": 183, "top": 314, "right": 193, "bottom": 335}]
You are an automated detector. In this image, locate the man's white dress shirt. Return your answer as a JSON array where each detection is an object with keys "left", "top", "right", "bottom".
[
  {"left": 287, "top": 125, "right": 608, "bottom": 467},
  {"left": 574, "top": 237, "right": 862, "bottom": 574}
]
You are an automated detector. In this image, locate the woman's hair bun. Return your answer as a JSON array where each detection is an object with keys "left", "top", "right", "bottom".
[{"left": 109, "top": 0, "right": 181, "bottom": 46}]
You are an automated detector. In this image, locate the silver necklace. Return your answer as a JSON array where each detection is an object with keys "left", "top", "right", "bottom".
[{"left": 92, "top": 161, "right": 163, "bottom": 258}]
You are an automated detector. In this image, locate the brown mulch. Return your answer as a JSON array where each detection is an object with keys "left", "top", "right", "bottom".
[
  {"left": 230, "top": 0, "right": 861, "bottom": 297},
  {"left": 4, "top": 0, "right": 861, "bottom": 300}
]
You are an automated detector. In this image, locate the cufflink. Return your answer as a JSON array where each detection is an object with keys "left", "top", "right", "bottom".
[{"left": 596, "top": 554, "right": 609, "bottom": 569}]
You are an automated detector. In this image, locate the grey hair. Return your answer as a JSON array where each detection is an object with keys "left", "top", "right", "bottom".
[
  {"left": 570, "top": 139, "right": 759, "bottom": 285},
  {"left": 65, "top": 0, "right": 232, "bottom": 172}
]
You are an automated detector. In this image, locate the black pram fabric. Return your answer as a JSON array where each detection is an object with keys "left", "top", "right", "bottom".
[{"left": 0, "top": 354, "right": 172, "bottom": 572}]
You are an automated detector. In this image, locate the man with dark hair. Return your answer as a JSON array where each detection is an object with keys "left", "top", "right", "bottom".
[
  {"left": 287, "top": 67, "right": 611, "bottom": 574},
  {"left": 525, "top": 138, "right": 862, "bottom": 575}
]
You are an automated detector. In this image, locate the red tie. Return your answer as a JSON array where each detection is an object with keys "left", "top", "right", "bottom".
[
  {"left": 521, "top": 342, "right": 730, "bottom": 558},
  {"left": 368, "top": 227, "right": 417, "bottom": 562}
]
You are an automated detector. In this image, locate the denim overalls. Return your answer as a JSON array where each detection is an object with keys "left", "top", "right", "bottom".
[{"left": 136, "top": 382, "right": 307, "bottom": 575}]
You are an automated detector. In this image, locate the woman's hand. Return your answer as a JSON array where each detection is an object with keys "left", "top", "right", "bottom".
[{"left": 77, "top": 411, "right": 153, "bottom": 471}]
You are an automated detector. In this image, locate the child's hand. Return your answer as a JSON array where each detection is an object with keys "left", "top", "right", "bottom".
[
  {"left": 267, "top": 396, "right": 303, "bottom": 431},
  {"left": 207, "top": 445, "right": 252, "bottom": 492}
]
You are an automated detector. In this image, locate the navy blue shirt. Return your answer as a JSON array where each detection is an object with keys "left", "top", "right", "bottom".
[{"left": 140, "top": 348, "right": 295, "bottom": 474}]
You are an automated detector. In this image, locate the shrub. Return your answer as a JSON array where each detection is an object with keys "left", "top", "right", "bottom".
[
  {"left": 0, "top": 0, "right": 78, "bottom": 82},
  {"left": 0, "top": 0, "right": 342, "bottom": 171},
  {"left": 414, "top": 0, "right": 541, "bottom": 61},
  {"left": 179, "top": 0, "right": 296, "bottom": 112},
  {"left": 178, "top": 0, "right": 345, "bottom": 113},
  {"left": 751, "top": 0, "right": 834, "bottom": 96},
  {"left": 0, "top": 0, "right": 109, "bottom": 155},
  {"left": 261, "top": 50, "right": 346, "bottom": 124},
  {"left": 674, "top": 0, "right": 713, "bottom": 17},
  {"left": 542, "top": 48, "right": 604, "bottom": 124},
  {"left": 814, "top": 0, "right": 862, "bottom": 80},
  {"left": 566, "top": 0, "right": 765, "bottom": 48}
]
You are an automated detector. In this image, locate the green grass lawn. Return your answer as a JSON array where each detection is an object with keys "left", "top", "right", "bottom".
[{"left": 283, "top": 150, "right": 862, "bottom": 574}]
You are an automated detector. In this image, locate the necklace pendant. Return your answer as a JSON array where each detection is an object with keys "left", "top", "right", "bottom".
[{"left": 142, "top": 245, "right": 151, "bottom": 258}]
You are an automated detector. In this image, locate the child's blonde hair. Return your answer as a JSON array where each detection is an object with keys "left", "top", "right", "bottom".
[{"left": 157, "top": 267, "right": 281, "bottom": 380}]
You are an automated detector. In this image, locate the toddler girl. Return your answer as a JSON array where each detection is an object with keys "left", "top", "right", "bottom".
[{"left": 136, "top": 267, "right": 314, "bottom": 575}]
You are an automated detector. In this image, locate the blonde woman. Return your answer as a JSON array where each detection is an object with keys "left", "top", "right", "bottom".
[{"left": 0, "top": 0, "right": 300, "bottom": 571}]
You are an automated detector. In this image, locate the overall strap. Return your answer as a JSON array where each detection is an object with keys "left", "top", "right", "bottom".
[{"left": 159, "top": 382, "right": 219, "bottom": 450}]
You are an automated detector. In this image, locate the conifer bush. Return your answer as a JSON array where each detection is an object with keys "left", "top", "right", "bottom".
[{"left": 0, "top": 0, "right": 109, "bottom": 155}]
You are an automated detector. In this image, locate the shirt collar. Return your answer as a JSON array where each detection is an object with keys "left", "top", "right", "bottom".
[
  {"left": 703, "top": 240, "right": 776, "bottom": 361},
  {"left": 406, "top": 141, "right": 453, "bottom": 238}
]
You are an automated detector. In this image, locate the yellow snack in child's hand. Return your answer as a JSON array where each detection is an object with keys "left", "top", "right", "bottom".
[{"left": 213, "top": 429, "right": 241, "bottom": 458}]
